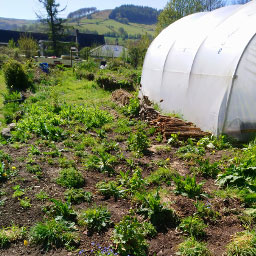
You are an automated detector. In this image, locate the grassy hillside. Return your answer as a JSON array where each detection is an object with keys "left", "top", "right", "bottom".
[{"left": 0, "top": 9, "right": 156, "bottom": 42}]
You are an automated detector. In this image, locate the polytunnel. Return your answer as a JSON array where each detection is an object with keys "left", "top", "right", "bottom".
[{"left": 140, "top": 1, "right": 256, "bottom": 141}]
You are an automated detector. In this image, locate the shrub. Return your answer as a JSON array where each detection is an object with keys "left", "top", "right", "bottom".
[
  {"left": 57, "top": 168, "right": 85, "bottom": 188},
  {"left": 29, "top": 219, "right": 79, "bottom": 251},
  {"left": 3, "top": 59, "right": 32, "bottom": 92},
  {"left": 0, "top": 225, "right": 26, "bottom": 248},
  {"left": 226, "top": 231, "right": 256, "bottom": 256},
  {"left": 179, "top": 216, "right": 207, "bottom": 238},
  {"left": 177, "top": 237, "right": 211, "bottom": 256},
  {"left": 78, "top": 206, "right": 112, "bottom": 234},
  {"left": 64, "top": 188, "right": 92, "bottom": 204},
  {"left": 112, "top": 215, "right": 151, "bottom": 256}
]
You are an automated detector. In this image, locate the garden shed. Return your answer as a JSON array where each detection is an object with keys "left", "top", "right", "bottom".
[{"left": 141, "top": 1, "right": 256, "bottom": 141}]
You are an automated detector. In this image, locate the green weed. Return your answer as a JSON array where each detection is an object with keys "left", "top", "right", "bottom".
[
  {"left": 146, "top": 167, "right": 174, "bottom": 186},
  {"left": 78, "top": 206, "right": 112, "bottom": 234},
  {"left": 173, "top": 174, "right": 204, "bottom": 198},
  {"left": 177, "top": 237, "right": 211, "bottom": 256},
  {"left": 179, "top": 216, "right": 207, "bottom": 238},
  {"left": 57, "top": 168, "right": 85, "bottom": 188},
  {"left": 29, "top": 218, "right": 79, "bottom": 251},
  {"left": 226, "top": 231, "right": 256, "bottom": 256},
  {"left": 64, "top": 188, "right": 92, "bottom": 204},
  {"left": 136, "top": 190, "right": 179, "bottom": 230},
  {"left": 0, "top": 225, "right": 26, "bottom": 248},
  {"left": 113, "top": 214, "right": 151, "bottom": 256},
  {"left": 96, "top": 181, "right": 126, "bottom": 201}
]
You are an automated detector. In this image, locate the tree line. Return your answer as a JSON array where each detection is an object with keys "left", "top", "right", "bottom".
[
  {"left": 67, "top": 7, "right": 97, "bottom": 20},
  {"left": 109, "top": 5, "right": 161, "bottom": 25}
]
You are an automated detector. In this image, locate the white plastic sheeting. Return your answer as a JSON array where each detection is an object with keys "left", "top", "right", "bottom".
[{"left": 140, "top": 1, "right": 256, "bottom": 140}]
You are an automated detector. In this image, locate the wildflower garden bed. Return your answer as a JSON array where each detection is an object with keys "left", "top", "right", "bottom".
[{"left": 0, "top": 62, "right": 255, "bottom": 256}]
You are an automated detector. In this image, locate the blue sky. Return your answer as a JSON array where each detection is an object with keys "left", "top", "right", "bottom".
[{"left": 0, "top": 0, "right": 169, "bottom": 20}]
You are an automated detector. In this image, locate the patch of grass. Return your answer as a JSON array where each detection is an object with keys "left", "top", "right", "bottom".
[
  {"left": 57, "top": 167, "right": 85, "bottom": 188},
  {"left": 226, "top": 231, "right": 256, "bottom": 256},
  {"left": 0, "top": 225, "right": 26, "bottom": 248},
  {"left": 146, "top": 167, "right": 174, "bottom": 186},
  {"left": 177, "top": 237, "right": 211, "bottom": 256}
]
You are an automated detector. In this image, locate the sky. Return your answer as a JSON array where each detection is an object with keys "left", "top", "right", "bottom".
[{"left": 0, "top": 0, "right": 169, "bottom": 20}]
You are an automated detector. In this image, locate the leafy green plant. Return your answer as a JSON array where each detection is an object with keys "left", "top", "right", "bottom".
[
  {"left": 125, "top": 168, "right": 146, "bottom": 195},
  {"left": 112, "top": 215, "right": 151, "bottom": 256},
  {"left": 19, "top": 197, "right": 31, "bottom": 208},
  {"left": 123, "top": 96, "right": 140, "bottom": 117},
  {"left": 57, "top": 168, "right": 85, "bottom": 188},
  {"left": 64, "top": 188, "right": 92, "bottom": 204},
  {"left": 179, "top": 216, "right": 207, "bottom": 238},
  {"left": 29, "top": 218, "right": 79, "bottom": 251},
  {"left": 96, "top": 181, "right": 126, "bottom": 201},
  {"left": 127, "top": 128, "right": 150, "bottom": 155},
  {"left": 167, "top": 133, "right": 181, "bottom": 146},
  {"left": 177, "top": 145, "right": 205, "bottom": 158},
  {"left": 35, "top": 190, "right": 49, "bottom": 201},
  {"left": 226, "top": 231, "right": 256, "bottom": 256},
  {"left": 84, "top": 149, "right": 116, "bottom": 175},
  {"left": 0, "top": 225, "right": 26, "bottom": 248},
  {"left": 194, "top": 201, "right": 220, "bottom": 223},
  {"left": 12, "top": 185, "right": 25, "bottom": 198},
  {"left": 177, "top": 237, "right": 211, "bottom": 256},
  {"left": 197, "top": 135, "right": 231, "bottom": 150},
  {"left": 173, "top": 174, "right": 204, "bottom": 198},
  {"left": 78, "top": 206, "right": 112, "bottom": 234},
  {"left": 136, "top": 191, "right": 179, "bottom": 230},
  {"left": 43, "top": 199, "right": 77, "bottom": 221},
  {"left": 193, "top": 159, "right": 220, "bottom": 178}
]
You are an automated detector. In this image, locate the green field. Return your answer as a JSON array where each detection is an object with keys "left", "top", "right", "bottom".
[{"left": 68, "top": 17, "right": 155, "bottom": 37}]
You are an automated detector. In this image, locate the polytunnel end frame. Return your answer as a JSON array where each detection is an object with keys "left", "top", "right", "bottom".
[{"left": 220, "top": 32, "right": 256, "bottom": 139}]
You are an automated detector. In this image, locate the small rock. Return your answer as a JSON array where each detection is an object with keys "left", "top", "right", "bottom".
[
  {"left": 9, "top": 123, "right": 16, "bottom": 131},
  {"left": 1, "top": 128, "right": 11, "bottom": 139}
]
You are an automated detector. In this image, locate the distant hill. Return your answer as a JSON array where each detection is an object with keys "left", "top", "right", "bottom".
[
  {"left": 0, "top": 17, "right": 35, "bottom": 31},
  {"left": 109, "top": 5, "right": 160, "bottom": 25}
]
